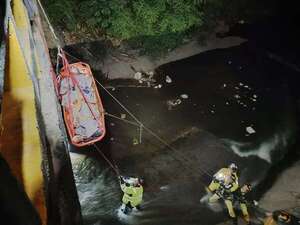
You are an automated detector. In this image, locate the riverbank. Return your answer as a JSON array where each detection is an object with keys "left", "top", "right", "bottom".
[
  {"left": 44, "top": 16, "right": 246, "bottom": 80},
  {"left": 100, "top": 35, "right": 246, "bottom": 79}
]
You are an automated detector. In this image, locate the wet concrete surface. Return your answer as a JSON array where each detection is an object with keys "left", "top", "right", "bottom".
[{"left": 70, "top": 41, "right": 299, "bottom": 225}]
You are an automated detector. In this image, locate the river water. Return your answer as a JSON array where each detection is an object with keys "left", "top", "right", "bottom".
[{"left": 70, "top": 39, "right": 300, "bottom": 225}]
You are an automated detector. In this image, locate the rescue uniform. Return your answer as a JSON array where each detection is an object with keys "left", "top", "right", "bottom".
[
  {"left": 232, "top": 185, "right": 251, "bottom": 224},
  {"left": 120, "top": 181, "right": 143, "bottom": 214},
  {"left": 208, "top": 168, "right": 239, "bottom": 220}
]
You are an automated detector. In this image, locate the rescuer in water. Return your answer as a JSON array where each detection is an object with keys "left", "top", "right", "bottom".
[
  {"left": 232, "top": 183, "right": 253, "bottom": 225},
  {"left": 207, "top": 163, "right": 240, "bottom": 224},
  {"left": 119, "top": 176, "right": 144, "bottom": 214}
]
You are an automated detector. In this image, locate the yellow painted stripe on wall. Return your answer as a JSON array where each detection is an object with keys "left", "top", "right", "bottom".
[{"left": 0, "top": 3, "right": 46, "bottom": 223}]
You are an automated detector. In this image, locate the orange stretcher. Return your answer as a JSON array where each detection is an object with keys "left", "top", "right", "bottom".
[{"left": 56, "top": 49, "right": 106, "bottom": 147}]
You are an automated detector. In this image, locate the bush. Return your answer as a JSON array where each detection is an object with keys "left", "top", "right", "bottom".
[{"left": 44, "top": 0, "right": 275, "bottom": 56}]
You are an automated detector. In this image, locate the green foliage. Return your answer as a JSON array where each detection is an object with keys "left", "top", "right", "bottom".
[
  {"left": 44, "top": 0, "right": 274, "bottom": 56},
  {"left": 77, "top": 0, "right": 203, "bottom": 40},
  {"left": 43, "top": 0, "right": 77, "bottom": 30}
]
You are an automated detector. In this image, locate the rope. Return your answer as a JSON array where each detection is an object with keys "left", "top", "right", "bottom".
[
  {"left": 94, "top": 78, "right": 213, "bottom": 178},
  {"left": 36, "top": 0, "right": 61, "bottom": 47},
  {"left": 64, "top": 51, "right": 81, "bottom": 62},
  {"left": 105, "top": 112, "right": 140, "bottom": 127},
  {"left": 93, "top": 144, "right": 120, "bottom": 176}
]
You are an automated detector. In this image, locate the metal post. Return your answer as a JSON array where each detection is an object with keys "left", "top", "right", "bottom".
[{"left": 139, "top": 124, "right": 143, "bottom": 144}]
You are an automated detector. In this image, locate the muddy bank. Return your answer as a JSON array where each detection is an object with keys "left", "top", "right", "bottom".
[
  {"left": 57, "top": 35, "right": 246, "bottom": 80},
  {"left": 101, "top": 36, "right": 246, "bottom": 79}
]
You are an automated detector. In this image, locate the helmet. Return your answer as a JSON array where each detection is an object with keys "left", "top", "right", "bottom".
[
  {"left": 273, "top": 210, "right": 291, "bottom": 223},
  {"left": 229, "top": 163, "right": 238, "bottom": 172}
]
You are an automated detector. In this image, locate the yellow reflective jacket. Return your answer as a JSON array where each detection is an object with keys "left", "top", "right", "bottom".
[
  {"left": 264, "top": 216, "right": 277, "bottom": 225},
  {"left": 209, "top": 168, "right": 239, "bottom": 193},
  {"left": 121, "top": 183, "right": 143, "bottom": 207}
]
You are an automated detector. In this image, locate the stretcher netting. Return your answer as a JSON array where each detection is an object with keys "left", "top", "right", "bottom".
[{"left": 57, "top": 50, "right": 105, "bottom": 147}]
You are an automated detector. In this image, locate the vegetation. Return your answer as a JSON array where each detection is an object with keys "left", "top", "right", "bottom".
[{"left": 44, "top": 0, "right": 274, "bottom": 56}]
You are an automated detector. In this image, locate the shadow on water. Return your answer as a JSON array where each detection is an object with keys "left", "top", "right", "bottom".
[{"left": 0, "top": 154, "right": 41, "bottom": 225}]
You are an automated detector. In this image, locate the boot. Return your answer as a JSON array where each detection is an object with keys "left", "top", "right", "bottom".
[{"left": 244, "top": 215, "right": 251, "bottom": 225}]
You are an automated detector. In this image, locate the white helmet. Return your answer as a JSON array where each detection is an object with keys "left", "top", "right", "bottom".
[
  {"left": 122, "top": 176, "right": 139, "bottom": 186},
  {"left": 229, "top": 163, "right": 238, "bottom": 172}
]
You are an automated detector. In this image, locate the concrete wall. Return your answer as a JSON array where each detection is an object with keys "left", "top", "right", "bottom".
[{"left": 0, "top": 1, "right": 83, "bottom": 224}]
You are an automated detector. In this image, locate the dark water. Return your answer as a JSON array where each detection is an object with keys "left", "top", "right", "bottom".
[{"left": 72, "top": 38, "right": 299, "bottom": 225}]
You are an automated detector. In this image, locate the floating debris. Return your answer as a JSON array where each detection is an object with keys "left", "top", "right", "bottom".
[
  {"left": 239, "top": 82, "right": 244, "bottom": 86},
  {"left": 223, "top": 83, "right": 227, "bottom": 88},
  {"left": 246, "top": 126, "right": 256, "bottom": 134},
  {"left": 160, "top": 186, "right": 169, "bottom": 191},
  {"left": 225, "top": 101, "right": 230, "bottom": 105},
  {"left": 110, "top": 122, "right": 115, "bottom": 126},
  {"left": 210, "top": 110, "right": 215, "bottom": 114},
  {"left": 235, "top": 86, "right": 240, "bottom": 90},
  {"left": 228, "top": 61, "right": 232, "bottom": 65},
  {"left": 234, "top": 94, "right": 241, "bottom": 99},
  {"left": 134, "top": 72, "right": 142, "bottom": 80},
  {"left": 167, "top": 99, "right": 182, "bottom": 110},
  {"left": 166, "top": 75, "right": 172, "bottom": 83},
  {"left": 133, "top": 137, "right": 139, "bottom": 145},
  {"left": 253, "top": 94, "right": 258, "bottom": 98},
  {"left": 180, "top": 94, "right": 189, "bottom": 99}
]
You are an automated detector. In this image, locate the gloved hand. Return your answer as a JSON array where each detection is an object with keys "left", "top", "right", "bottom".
[
  {"left": 119, "top": 176, "right": 124, "bottom": 184},
  {"left": 216, "top": 187, "right": 225, "bottom": 197},
  {"left": 222, "top": 190, "right": 232, "bottom": 199}
]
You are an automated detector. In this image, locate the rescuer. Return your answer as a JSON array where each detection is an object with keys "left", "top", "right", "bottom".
[
  {"left": 207, "top": 163, "right": 239, "bottom": 225},
  {"left": 232, "top": 183, "right": 253, "bottom": 225},
  {"left": 119, "top": 176, "right": 144, "bottom": 214}
]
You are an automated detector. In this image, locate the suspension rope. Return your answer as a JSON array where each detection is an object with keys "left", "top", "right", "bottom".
[
  {"left": 105, "top": 112, "right": 140, "bottom": 127},
  {"left": 94, "top": 78, "right": 213, "bottom": 178},
  {"left": 93, "top": 144, "right": 120, "bottom": 176},
  {"left": 36, "top": 0, "right": 61, "bottom": 47}
]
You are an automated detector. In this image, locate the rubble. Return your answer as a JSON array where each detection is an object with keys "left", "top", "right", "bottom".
[
  {"left": 154, "top": 84, "right": 162, "bottom": 89},
  {"left": 134, "top": 72, "right": 142, "bottom": 80}
]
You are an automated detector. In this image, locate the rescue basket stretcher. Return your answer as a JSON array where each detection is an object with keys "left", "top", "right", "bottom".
[{"left": 56, "top": 49, "right": 106, "bottom": 147}]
